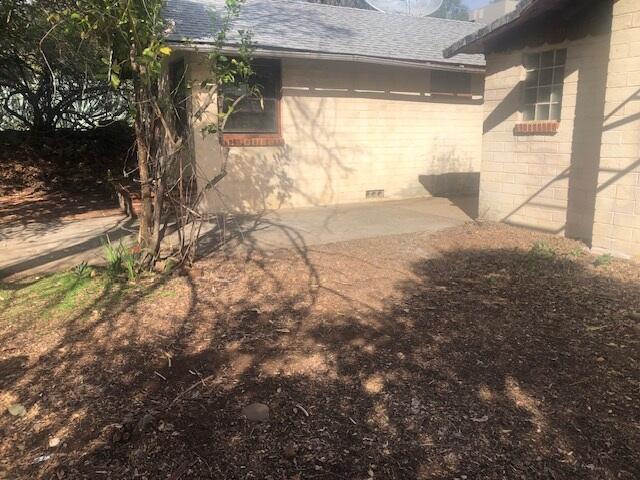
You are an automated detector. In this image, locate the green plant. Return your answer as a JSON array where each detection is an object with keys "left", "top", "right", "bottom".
[
  {"left": 72, "top": 261, "right": 92, "bottom": 279},
  {"left": 530, "top": 241, "right": 558, "bottom": 260},
  {"left": 102, "top": 237, "right": 140, "bottom": 282},
  {"left": 568, "top": 246, "right": 585, "bottom": 258},
  {"left": 594, "top": 253, "right": 613, "bottom": 267},
  {"left": 63, "top": 0, "right": 251, "bottom": 270}
]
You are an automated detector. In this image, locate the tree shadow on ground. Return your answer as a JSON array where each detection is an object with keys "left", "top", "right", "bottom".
[{"left": 1, "top": 232, "right": 639, "bottom": 479}]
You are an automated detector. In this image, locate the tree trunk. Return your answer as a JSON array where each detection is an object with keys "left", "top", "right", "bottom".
[{"left": 134, "top": 82, "right": 154, "bottom": 248}]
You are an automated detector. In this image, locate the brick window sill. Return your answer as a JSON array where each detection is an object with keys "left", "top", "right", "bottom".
[
  {"left": 514, "top": 121, "right": 559, "bottom": 135},
  {"left": 222, "top": 135, "right": 284, "bottom": 147}
]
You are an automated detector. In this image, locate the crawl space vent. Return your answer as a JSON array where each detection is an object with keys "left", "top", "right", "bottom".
[{"left": 366, "top": 189, "right": 384, "bottom": 199}]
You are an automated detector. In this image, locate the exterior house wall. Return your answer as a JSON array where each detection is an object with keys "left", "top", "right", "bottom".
[
  {"left": 188, "top": 56, "right": 484, "bottom": 212},
  {"left": 479, "top": 0, "right": 640, "bottom": 258},
  {"left": 592, "top": 0, "right": 640, "bottom": 257}
]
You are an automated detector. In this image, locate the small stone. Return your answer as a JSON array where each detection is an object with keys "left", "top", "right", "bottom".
[
  {"left": 242, "top": 402, "right": 270, "bottom": 422},
  {"left": 283, "top": 442, "right": 298, "bottom": 459},
  {"left": 49, "top": 437, "right": 61, "bottom": 448},
  {"left": 157, "top": 420, "right": 174, "bottom": 432},
  {"left": 8, "top": 404, "right": 26, "bottom": 417},
  {"left": 137, "top": 413, "right": 155, "bottom": 433}
]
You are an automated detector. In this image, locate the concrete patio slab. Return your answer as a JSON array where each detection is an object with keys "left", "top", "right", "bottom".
[
  {"left": 197, "top": 196, "right": 476, "bottom": 254},
  {"left": 1, "top": 196, "right": 476, "bottom": 279}
]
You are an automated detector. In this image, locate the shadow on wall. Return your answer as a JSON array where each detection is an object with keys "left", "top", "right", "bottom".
[
  {"left": 481, "top": 2, "right": 640, "bottom": 249},
  {"left": 417, "top": 144, "right": 481, "bottom": 218},
  {"left": 564, "top": 6, "right": 612, "bottom": 246},
  {"left": 419, "top": 173, "right": 480, "bottom": 197},
  {"left": 204, "top": 58, "right": 483, "bottom": 212},
  {"left": 208, "top": 96, "right": 358, "bottom": 212},
  {"left": 419, "top": 173, "right": 480, "bottom": 219}
]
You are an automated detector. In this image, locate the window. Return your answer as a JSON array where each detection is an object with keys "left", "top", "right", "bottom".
[
  {"left": 169, "top": 59, "right": 188, "bottom": 137},
  {"left": 431, "top": 71, "right": 472, "bottom": 97},
  {"left": 522, "top": 49, "right": 566, "bottom": 122},
  {"left": 219, "top": 59, "right": 281, "bottom": 139}
]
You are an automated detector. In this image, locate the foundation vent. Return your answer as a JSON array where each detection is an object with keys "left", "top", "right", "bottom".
[{"left": 366, "top": 189, "right": 384, "bottom": 199}]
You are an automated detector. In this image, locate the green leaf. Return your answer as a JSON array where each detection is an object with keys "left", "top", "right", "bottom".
[
  {"left": 110, "top": 73, "right": 121, "bottom": 89},
  {"left": 142, "top": 47, "right": 155, "bottom": 58}
]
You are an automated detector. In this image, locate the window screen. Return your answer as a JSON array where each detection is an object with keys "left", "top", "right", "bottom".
[
  {"left": 522, "top": 49, "right": 566, "bottom": 122},
  {"left": 220, "top": 60, "right": 281, "bottom": 134}
]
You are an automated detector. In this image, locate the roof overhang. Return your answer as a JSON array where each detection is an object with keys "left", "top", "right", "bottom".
[
  {"left": 444, "top": 0, "right": 580, "bottom": 58},
  {"left": 169, "top": 41, "right": 486, "bottom": 73}
]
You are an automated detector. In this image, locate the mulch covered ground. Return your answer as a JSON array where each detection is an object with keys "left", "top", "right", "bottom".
[{"left": 1, "top": 223, "right": 639, "bottom": 479}]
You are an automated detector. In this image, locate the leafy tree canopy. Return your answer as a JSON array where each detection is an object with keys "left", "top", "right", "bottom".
[{"left": 430, "top": 0, "right": 471, "bottom": 21}]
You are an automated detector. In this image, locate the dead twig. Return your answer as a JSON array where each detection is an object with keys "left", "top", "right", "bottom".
[{"left": 170, "top": 373, "right": 217, "bottom": 406}]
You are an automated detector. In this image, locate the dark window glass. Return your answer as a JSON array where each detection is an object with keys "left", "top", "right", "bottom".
[
  {"left": 522, "top": 49, "right": 566, "bottom": 121},
  {"left": 220, "top": 60, "right": 281, "bottom": 134},
  {"left": 431, "top": 70, "right": 472, "bottom": 96},
  {"left": 539, "top": 68, "right": 553, "bottom": 86},
  {"left": 537, "top": 86, "right": 551, "bottom": 103},
  {"left": 523, "top": 104, "right": 535, "bottom": 121},
  {"left": 169, "top": 59, "right": 188, "bottom": 136},
  {"left": 524, "top": 88, "right": 537, "bottom": 104}
]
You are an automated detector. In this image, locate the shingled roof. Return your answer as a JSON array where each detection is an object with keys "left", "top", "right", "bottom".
[{"left": 164, "top": 0, "right": 485, "bottom": 69}]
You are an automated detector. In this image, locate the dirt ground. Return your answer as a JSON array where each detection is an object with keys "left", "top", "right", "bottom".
[
  {"left": 1, "top": 223, "right": 639, "bottom": 479},
  {"left": 0, "top": 125, "right": 137, "bottom": 230}
]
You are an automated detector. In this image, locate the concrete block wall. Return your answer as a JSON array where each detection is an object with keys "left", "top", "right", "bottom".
[
  {"left": 480, "top": 34, "right": 608, "bottom": 232},
  {"left": 480, "top": 0, "right": 640, "bottom": 258},
  {"left": 189, "top": 57, "right": 484, "bottom": 212},
  {"left": 591, "top": 0, "right": 640, "bottom": 257}
]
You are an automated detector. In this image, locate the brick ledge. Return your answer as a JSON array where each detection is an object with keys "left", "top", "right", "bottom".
[
  {"left": 514, "top": 121, "right": 559, "bottom": 135},
  {"left": 222, "top": 135, "right": 284, "bottom": 147}
]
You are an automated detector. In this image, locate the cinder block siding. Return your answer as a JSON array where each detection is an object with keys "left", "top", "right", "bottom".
[
  {"left": 479, "top": 0, "right": 640, "bottom": 258},
  {"left": 190, "top": 57, "right": 484, "bottom": 211},
  {"left": 592, "top": 0, "right": 640, "bottom": 257}
]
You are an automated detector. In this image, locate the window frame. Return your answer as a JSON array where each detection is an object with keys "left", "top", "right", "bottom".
[
  {"left": 220, "top": 59, "right": 283, "bottom": 147},
  {"left": 521, "top": 49, "right": 566, "bottom": 123}
]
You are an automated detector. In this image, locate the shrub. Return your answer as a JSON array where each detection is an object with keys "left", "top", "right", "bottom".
[
  {"left": 530, "top": 241, "right": 558, "bottom": 260},
  {"left": 72, "top": 261, "right": 92, "bottom": 279},
  {"left": 594, "top": 253, "right": 613, "bottom": 267},
  {"left": 102, "top": 237, "right": 140, "bottom": 282}
]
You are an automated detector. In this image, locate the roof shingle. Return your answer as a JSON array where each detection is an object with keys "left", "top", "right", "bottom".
[{"left": 165, "top": 0, "right": 485, "bottom": 67}]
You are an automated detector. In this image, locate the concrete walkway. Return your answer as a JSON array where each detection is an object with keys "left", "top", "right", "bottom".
[
  {"left": 1, "top": 196, "right": 475, "bottom": 279},
  {"left": 0, "top": 215, "right": 136, "bottom": 280}
]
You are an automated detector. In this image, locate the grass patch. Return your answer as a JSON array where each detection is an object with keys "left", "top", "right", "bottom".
[
  {"left": 0, "top": 265, "right": 173, "bottom": 336},
  {"left": 594, "top": 253, "right": 614, "bottom": 267},
  {"left": 0, "top": 269, "right": 134, "bottom": 332},
  {"left": 529, "top": 240, "right": 559, "bottom": 260}
]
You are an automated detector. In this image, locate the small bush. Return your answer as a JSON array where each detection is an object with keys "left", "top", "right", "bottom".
[
  {"left": 568, "top": 246, "right": 585, "bottom": 258},
  {"left": 594, "top": 253, "right": 613, "bottom": 267},
  {"left": 73, "top": 261, "right": 92, "bottom": 279},
  {"left": 530, "top": 241, "right": 558, "bottom": 260},
  {"left": 102, "top": 237, "right": 140, "bottom": 282}
]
